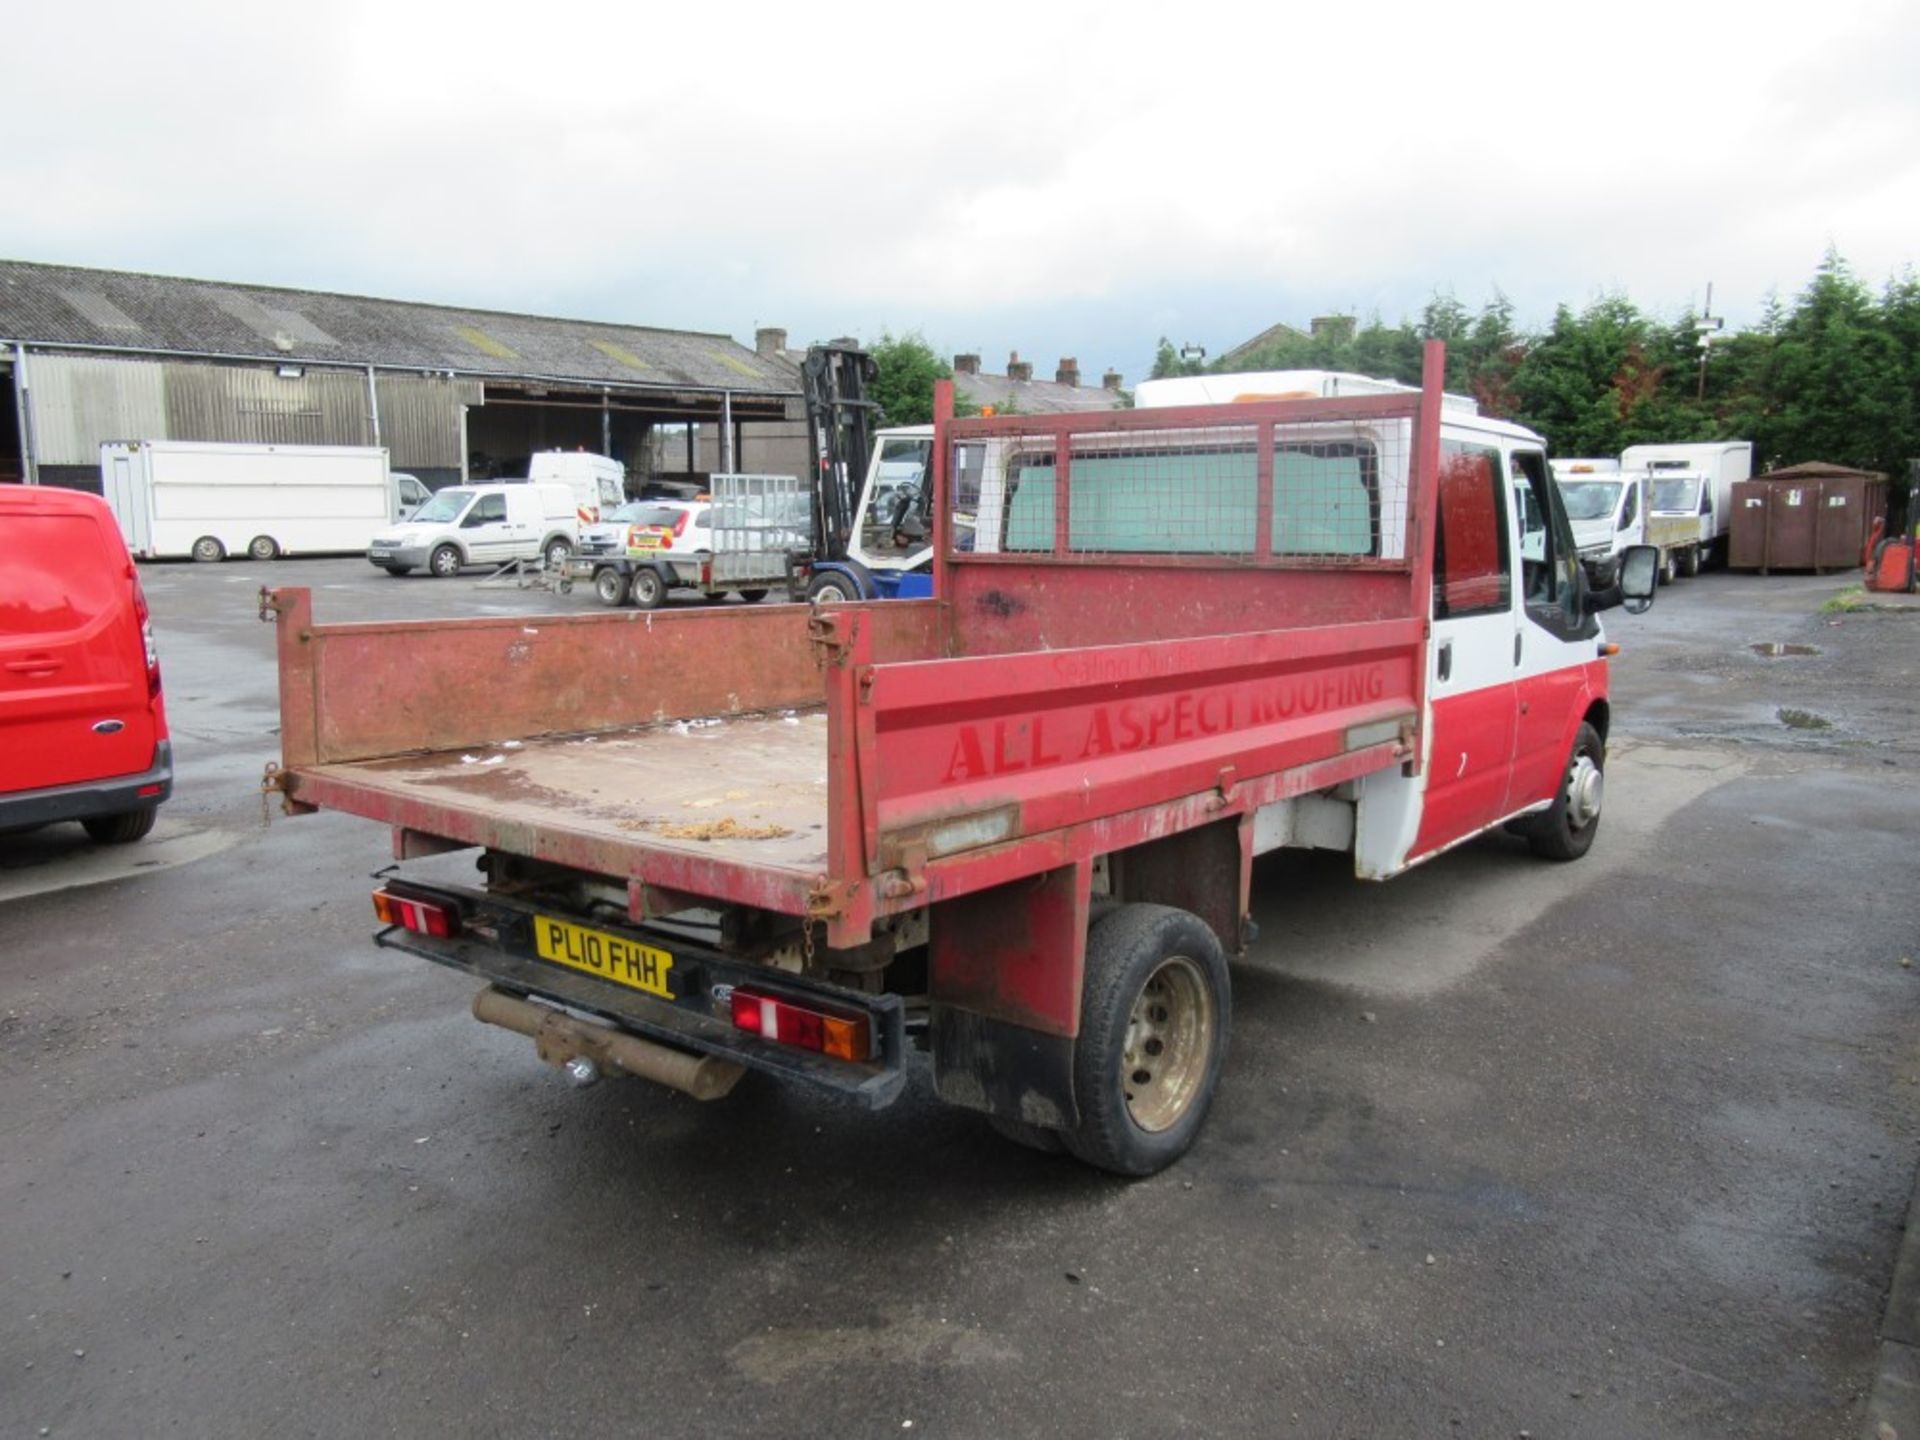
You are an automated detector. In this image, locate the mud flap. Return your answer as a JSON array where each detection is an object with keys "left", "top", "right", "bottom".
[{"left": 930, "top": 1005, "right": 1078, "bottom": 1128}]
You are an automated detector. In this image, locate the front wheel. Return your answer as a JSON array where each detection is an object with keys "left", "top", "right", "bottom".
[
  {"left": 429, "top": 544, "right": 463, "bottom": 578},
  {"left": 593, "top": 566, "right": 631, "bottom": 607},
  {"left": 385, "top": 565, "right": 413, "bottom": 577},
  {"left": 805, "top": 571, "right": 861, "bottom": 605},
  {"left": 1063, "top": 904, "right": 1230, "bottom": 1177},
  {"left": 1521, "top": 721, "right": 1605, "bottom": 862},
  {"left": 190, "top": 536, "right": 225, "bottom": 564},
  {"left": 630, "top": 567, "right": 667, "bottom": 610}
]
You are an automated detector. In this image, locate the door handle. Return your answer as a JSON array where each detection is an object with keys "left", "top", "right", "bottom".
[
  {"left": 1514, "top": 633, "right": 1524, "bottom": 665},
  {"left": 1436, "top": 640, "right": 1452, "bottom": 682},
  {"left": 4, "top": 658, "right": 62, "bottom": 676}
]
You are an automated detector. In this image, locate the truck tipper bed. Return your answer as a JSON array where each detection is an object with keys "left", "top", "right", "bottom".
[{"left": 265, "top": 343, "right": 1647, "bottom": 1174}]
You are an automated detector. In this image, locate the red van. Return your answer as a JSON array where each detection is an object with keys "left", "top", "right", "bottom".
[{"left": 0, "top": 486, "right": 172, "bottom": 842}]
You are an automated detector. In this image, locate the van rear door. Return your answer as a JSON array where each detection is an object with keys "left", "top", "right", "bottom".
[{"left": 0, "top": 499, "right": 161, "bottom": 792}]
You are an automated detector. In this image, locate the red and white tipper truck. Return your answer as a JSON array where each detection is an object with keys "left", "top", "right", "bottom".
[{"left": 262, "top": 343, "right": 1657, "bottom": 1175}]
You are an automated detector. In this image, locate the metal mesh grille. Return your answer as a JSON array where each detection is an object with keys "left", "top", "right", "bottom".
[
  {"left": 953, "top": 414, "right": 1410, "bottom": 565},
  {"left": 708, "top": 473, "right": 811, "bottom": 582}
]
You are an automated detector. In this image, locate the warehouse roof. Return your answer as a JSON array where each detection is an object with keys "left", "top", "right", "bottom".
[{"left": 0, "top": 259, "right": 798, "bottom": 395}]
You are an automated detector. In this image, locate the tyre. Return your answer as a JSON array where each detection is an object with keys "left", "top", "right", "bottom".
[
  {"left": 1677, "top": 545, "right": 1699, "bottom": 578},
  {"left": 544, "top": 537, "right": 573, "bottom": 569},
  {"left": 247, "top": 535, "right": 280, "bottom": 562},
  {"left": 1521, "top": 721, "right": 1605, "bottom": 862},
  {"left": 735, "top": 589, "right": 770, "bottom": 604},
  {"left": 805, "top": 571, "right": 861, "bottom": 605},
  {"left": 190, "top": 536, "right": 225, "bottom": 564},
  {"left": 82, "top": 807, "right": 157, "bottom": 844},
  {"left": 630, "top": 567, "right": 667, "bottom": 610},
  {"left": 429, "top": 544, "right": 463, "bottom": 578},
  {"left": 1658, "top": 550, "right": 1677, "bottom": 586},
  {"left": 593, "top": 565, "right": 631, "bottom": 607},
  {"left": 385, "top": 565, "right": 413, "bottom": 577},
  {"left": 1062, "top": 904, "right": 1231, "bottom": 1177},
  {"left": 988, "top": 1114, "right": 1068, "bottom": 1155}
]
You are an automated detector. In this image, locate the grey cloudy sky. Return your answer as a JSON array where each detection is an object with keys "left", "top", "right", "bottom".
[{"left": 6, "top": 0, "right": 1917, "bottom": 384}]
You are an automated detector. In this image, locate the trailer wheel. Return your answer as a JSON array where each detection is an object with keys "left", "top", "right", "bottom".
[
  {"left": 593, "top": 565, "right": 631, "bottom": 607},
  {"left": 429, "top": 544, "right": 462, "bottom": 578},
  {"left": 806, "top": 571, "right": 861, "bottom": 605},
  {"left": 190, "top": 536, "right": 225, "bottom": 564},
  {"left": 735, "top": 589, "right": 770, "bottom": 604},
  {"left": 1064, "top": 904, "right": 1230, "bottom": 1177},
  {"left": 247, "top": 535, "right": 280, "bottom": 561},
  {"left": 630, "top": 566, "right": 667, "bottom": 610},
  {"left": 1521, "top": 721, "right": 1605, "bottom": 862}
]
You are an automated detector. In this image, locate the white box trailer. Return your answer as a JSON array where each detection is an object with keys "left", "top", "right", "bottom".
[{"left": 100, "top": 441, "right": 425, "bottom": 562}]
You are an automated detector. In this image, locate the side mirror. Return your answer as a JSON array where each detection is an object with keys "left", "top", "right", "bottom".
[{"left": 1617, "top": 544, "right": 1658, "bottom": 614}]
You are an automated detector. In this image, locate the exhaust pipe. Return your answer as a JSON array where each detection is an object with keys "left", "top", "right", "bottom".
[{"left": 471, "top": 987, "right": 745, "bottom": 1102}]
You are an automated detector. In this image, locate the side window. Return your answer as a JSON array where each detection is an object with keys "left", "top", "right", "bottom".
[
  {"left": 1510, "top": 450, "right": 1590, "bottom": 635},
  {"left": 1619, "top": 482, "right": 1638, "bottom": 530},
  {"left": 464, "top": 494, "right": 507, "bottom": 526},
  {"left": 1433, "top": 442, "right": 1510, "bottom": 618}
]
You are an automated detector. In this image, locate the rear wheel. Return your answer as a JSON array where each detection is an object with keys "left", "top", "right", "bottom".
[
  {"left": 1520, "top": 721, "right": 1605, "bottom": 862},
  {"left": 1677, "top": 545, "right": 1699, "bottom": 578},
  {"left": 190, "top": 536, "right": 225, "bottom": 564},
  {"left": 247, "top": 535, "right": 280, "bottom": 561},
  {"left": 82, "top": 807, "right": 157, "bottom": 844},
  {"left": 1063, "top": 904, "right": 1230, "bottom": 1177},
  {"left": 805, "top": 571, "right": 861, "bottom": 605},
  {"left": 429, "top": 544, "right": 462, "bottom": 578},
  {"left": 593, "top": 565, "right": 631, "bottom": 607},
  {"left": 735, "top": 588, "right": 770, "bottom": 604},
  {"left": 1658, "top": 550, "right": 1677, "bottom": 585},
  {"left": 630, "top": 567, "right": 667, "bottom": 610}
]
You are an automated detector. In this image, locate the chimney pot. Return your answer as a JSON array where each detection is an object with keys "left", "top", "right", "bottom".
[
  {"left": 953, "top": 353, "right": 980, "bottom": 375},
  {"left": 754, "top": 326, "right": 787, "bottom": 358},
  {"left": 1055, "top": 357, "right": 1080, "bottom": 387},
  {"left": 1102, "top": 368, "right": 1124, "bottom": 391},
  {"left": 1006, "top": 351, "right": 1033, "bottom": 384}
]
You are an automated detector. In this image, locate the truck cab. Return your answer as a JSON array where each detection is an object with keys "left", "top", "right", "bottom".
[{"left": 1549, "top": 459, "right": 1644, "bottom": 586}]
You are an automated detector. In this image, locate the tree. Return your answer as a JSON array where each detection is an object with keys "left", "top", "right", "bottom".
[
  {"left": 866, "top": 333, "right": 976, "bottom": 427},
  {"left": 1150, "top": 337, "right": 1206, "bottom": 379}
]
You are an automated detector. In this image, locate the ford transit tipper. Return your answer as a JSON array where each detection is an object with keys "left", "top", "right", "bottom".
[{"left": 264, "top": 344, "right": 1655, "bottom": 1175}]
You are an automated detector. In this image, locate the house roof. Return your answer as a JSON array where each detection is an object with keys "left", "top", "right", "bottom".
[
  {"left": 0, "top": 259, "right": 798, "bottom": 395},
  {"left": 955, "top": 370, "right": 1122, "bottom": 415},
  {"left": 1220, "top": 320, "right": 1308, "bottom": 367}
]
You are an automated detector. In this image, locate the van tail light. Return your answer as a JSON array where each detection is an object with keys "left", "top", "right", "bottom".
[
  {"left": 372, "top": 889, "right": 460, "bottom": 939},
  {"left": 730, "top": 987, "right": 872, "bottom": 1061},
  {"left": 131, "top": 574, "right": 161, "bottom": 699}
]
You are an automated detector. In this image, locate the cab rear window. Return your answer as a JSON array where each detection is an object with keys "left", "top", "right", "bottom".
[{"left": 0, "top": 515, "right": 120, "bottom": 634}]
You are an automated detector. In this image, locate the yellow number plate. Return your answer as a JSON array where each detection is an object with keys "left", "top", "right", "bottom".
[{"left": 533, "top": 916, "right": 675, "bottom": 999}]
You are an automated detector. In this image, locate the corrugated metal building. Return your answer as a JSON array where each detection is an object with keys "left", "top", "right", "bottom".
[{"left": 0, "top": 260, "right": 805, "bottom": 491}]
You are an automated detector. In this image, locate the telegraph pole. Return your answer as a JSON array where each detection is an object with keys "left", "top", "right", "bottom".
[{"left": 1695, "top": 282, "right": 1723, "bottom": 402}]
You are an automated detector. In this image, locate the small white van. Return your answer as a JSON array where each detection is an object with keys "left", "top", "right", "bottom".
[
  {"left": 527, "top": 451, "right": 626, "bottom": 524},
  {"left": 367, "top": 483, "right": 579, "bottom": 578}
]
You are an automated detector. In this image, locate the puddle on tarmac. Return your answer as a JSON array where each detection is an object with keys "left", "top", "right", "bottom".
[{"left": 1752, "top": 642, "right": 1820, "bottom": 657}]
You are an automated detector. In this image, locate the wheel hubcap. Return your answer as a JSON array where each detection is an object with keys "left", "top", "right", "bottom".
[
  {"left": 1121, "top": 957, "right": 1213, "bottom": 1133},
  {"left": 1566, "top": 753, "right": 1604, "bottom": 830}
]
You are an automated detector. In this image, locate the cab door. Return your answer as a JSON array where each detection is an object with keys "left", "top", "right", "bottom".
[
  {"left": 1506, "top": 449, "right": 1602, "bottom": 814},
  {"left": 1412, "top": 439, "right": 1519, "bottom": 858},
  {"left": 458, "top": 492, "right": 512, "bottom": 562}
]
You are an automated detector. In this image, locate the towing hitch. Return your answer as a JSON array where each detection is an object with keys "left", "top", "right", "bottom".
[{"left": 470, "top": 986, "right": 746, "bottom": 1102}]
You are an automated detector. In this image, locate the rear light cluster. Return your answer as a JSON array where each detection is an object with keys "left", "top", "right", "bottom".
[
  {"left": 372, "top": 889, "right": 461, "bottom": 938},
  {"left": 729, "top": 987, "right": 872, "bottom": 1061},
  {"left": 131, "top": 574, "right": 160, "bottom": 699}
]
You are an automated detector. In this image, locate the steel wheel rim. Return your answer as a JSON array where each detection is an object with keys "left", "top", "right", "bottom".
[
  {"left": 594, "top": 570, "right": 623, "bottom": 604},
  {"left": 1566, "top": 752, "right": 1603, "bottom": 831},
  {"left": 635, "top": 573, "right": 662, "bottom": 603},
  {"left": 1122, "top": 956, "right": 1213, "bottom": 1133}
]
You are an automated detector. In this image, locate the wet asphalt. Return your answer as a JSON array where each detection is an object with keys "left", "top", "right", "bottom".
[{"left": 1, "top": 559, "right": 1916, "bottom": 1438}]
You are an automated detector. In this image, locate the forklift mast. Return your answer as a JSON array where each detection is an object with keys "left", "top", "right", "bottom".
[{"left": 800, "top": 344, "right": 880, "bottom": 565}]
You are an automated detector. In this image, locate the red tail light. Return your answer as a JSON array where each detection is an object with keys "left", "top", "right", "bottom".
[
  {"left": 729, "top": 987, "right": 871, "bottom": 1061},
  {"left": 131, "top": 573, "right": 161, "bottom": 699},
  {"left": 372, "top": 889, "right": 460, "bottom": 938}
]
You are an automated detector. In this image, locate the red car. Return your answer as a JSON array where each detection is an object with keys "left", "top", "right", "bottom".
[{"left": 0, "top": 485, "right": 172, "bottom": 842}]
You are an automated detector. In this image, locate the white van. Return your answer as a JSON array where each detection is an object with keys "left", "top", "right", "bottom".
[
  {"left": 367, "top": 483, "right": 579, "bottom": 578},
  {"left": 527, "top": 451, "right": 626, "bottom": 524}
]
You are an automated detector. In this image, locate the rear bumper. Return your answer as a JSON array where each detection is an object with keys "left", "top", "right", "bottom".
[{"left": 0, "top": 740, "right": 173, "bottom": 830}]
